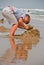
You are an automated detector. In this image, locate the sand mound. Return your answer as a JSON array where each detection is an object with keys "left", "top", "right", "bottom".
[
  {"left": 14, "top": 28, "right": 40, "bottom": 47},
  {"left": 0, "top": 18, "right": 4, "bottom": 24},
  {"left": 0, "top": 26, "right": 9, "bottom": 32}
]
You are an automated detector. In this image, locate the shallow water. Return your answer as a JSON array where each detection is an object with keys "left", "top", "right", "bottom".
[{"left": 0, "top": 18, "right": 44, "bottom": 65}]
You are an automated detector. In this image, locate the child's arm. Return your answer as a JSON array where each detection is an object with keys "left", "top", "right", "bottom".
[{"left": 18, "top": 17, "right": 29, "bottom": 30}]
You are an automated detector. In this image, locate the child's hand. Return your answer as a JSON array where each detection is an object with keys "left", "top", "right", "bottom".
[
  {"left": 26, "top": 25, "right": 33, "bottom": 30},
  {"left": 25, "top": 26, "right": 29, "bottom": 30}
]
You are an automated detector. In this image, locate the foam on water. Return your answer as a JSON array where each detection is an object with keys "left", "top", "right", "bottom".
[{"left": 0, "top": 7, "right": 44, "bottom": 18}]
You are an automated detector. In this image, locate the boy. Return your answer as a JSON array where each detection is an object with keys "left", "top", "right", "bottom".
[{"left": 2, "top": 6, "right": 30, "bottom": 37}]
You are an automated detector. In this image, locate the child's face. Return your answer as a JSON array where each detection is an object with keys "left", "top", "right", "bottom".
[{"left": 24, "top": 16, "right": 29, "bottom": 24}]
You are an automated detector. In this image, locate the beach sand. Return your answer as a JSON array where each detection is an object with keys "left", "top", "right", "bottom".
[
  {"left": 0, "top": 18, "right": 44, "bottom": 65},
  {"left": 0, "top": 24, "right": 40, "bottom": 65}
]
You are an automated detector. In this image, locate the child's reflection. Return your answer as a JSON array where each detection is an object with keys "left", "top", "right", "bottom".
[{"left": 9, "top": 37, "right": 28, "bottom": 60}]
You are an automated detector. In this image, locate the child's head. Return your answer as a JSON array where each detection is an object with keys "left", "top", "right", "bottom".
[{"left": 24, "top": 14, "right": 30, "bottom": 24}]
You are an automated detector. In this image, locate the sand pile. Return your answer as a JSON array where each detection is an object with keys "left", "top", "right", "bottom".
[
  {"left": 15, "top": 28, "right": 40, "bottom": 48},
  {"left": 0, "top": 18, "right": 4, "bottom": 24},
  {"left": 0, "top": 26, "right": 9, "bottom": 32}
]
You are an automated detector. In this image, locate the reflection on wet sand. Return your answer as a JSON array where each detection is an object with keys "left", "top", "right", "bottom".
[{"left": 0, "top": 29, "right": 40, "bottom": 64}]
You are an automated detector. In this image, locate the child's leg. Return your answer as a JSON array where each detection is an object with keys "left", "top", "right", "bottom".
[{"left": 9, "top": 23, "right": 18, "bottom": 36}]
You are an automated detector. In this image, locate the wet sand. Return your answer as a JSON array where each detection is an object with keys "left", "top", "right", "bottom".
[{"left": 0, "top": 19, "right": 44, "bottom": 65}]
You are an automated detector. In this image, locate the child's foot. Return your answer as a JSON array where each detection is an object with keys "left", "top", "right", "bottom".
[{"left": 9, "top": 34, "right": 14, "bottom": 38}]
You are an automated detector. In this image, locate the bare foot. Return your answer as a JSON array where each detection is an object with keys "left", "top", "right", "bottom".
[{"left": 9, "top": 35, "right": 14, "bottom": 39}]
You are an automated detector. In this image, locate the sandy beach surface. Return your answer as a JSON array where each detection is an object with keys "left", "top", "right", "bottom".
[{"left": 0, "top": 18, "right": 44, "bottom": 65}]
